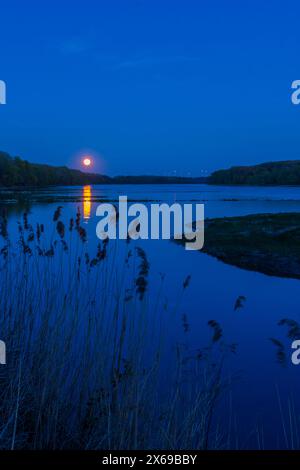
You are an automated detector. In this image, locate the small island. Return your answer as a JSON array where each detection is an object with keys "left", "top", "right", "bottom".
[{"left": 175, "top": 213, "right": 300, "bottom": 279}]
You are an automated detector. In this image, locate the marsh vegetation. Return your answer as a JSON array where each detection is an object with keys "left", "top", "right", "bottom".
[{"left": 0, "top": 208, "right": 233, "bottom": 449}]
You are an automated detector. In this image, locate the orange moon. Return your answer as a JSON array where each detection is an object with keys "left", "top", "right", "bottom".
[{"left": 83, "top": 157, "right": 92, "bottom": 167}]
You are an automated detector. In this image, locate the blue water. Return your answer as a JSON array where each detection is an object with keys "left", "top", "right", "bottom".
[{"left": 4, "top": 183, "right": 300, "bottom": 449}]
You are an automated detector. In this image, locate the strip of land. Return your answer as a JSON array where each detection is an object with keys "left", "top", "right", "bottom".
[
  {"left": 0, "top": 151, "right": 206, "bottom": 187},
  {"left": 209, "top": 160, "right": 300, "bottom": 185},
  {"left": 175, "top": 213, "right": 300, "bottom": 279}
]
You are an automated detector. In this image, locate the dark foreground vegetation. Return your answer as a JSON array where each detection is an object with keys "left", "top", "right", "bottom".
[
  {"left": 209, "top": 160, "right": 300, "bottom": 186},
  {"left": 0, "top": 151, "right": 206, "bottom": 187},
  {"left": 0, "top": 207, "right": 234, "bottom": 449},
  {"left": 176, "top": 213, "right": 300, "bottom": 279}
]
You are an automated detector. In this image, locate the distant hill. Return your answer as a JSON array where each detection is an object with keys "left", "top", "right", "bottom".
[
  {"left": 0, "top": 151, "right": 110, "bottom": 186},
  {"left": 209, "top": 160, "right": 300, "bottom": 185},
  {"left": 0, "top": 151, "right": 207, "bottom": 186}
]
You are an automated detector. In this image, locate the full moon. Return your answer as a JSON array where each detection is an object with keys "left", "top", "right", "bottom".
[{"left": 83, "top": 157, "right": 92, "bottom": 167}]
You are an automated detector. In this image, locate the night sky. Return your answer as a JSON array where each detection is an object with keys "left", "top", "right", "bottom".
[{"left": 1, "top": 0, "right": 300, "bottom": 175}]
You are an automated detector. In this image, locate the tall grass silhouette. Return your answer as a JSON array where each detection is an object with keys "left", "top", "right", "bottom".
[{"left": 0, "top": 207, "right": 232, "bottom": 450}]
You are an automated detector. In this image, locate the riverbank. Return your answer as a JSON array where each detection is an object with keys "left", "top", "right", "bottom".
[{"left": 176, "top": 213, "right": 300, "bottom": 279}]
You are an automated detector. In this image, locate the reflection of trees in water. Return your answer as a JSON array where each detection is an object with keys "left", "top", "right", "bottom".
[
  {"left": 1, "top": 185, "right": 97, "bottom": 220},
  {"left": 0, "top": 188, "right": 73, "bottom": 219},
  {"left": 0, "top": 186, "right": 108, "bottom": 223},
  {"left": 0, "top": 199, "right": 32, "bottom": 218}
]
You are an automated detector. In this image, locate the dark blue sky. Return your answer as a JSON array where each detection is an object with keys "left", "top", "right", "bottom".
[{"left": 0, "top": 0, "right": 300, "bottom": 175}]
